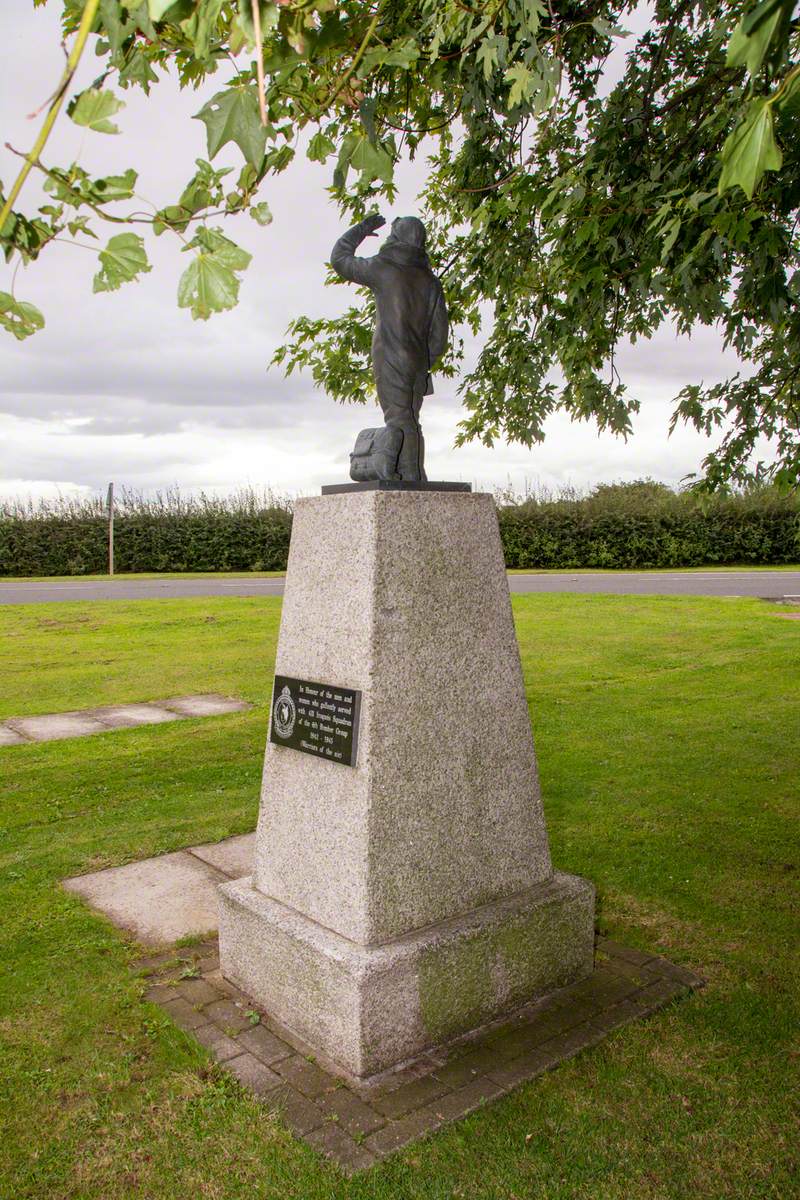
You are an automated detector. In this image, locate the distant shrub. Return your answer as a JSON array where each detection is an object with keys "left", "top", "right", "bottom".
[{"left": 0, "top": 479, "right": 797, "bottom": 576}]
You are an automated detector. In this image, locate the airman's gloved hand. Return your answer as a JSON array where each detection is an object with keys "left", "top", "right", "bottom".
[{"left": 362, "top": 212, "right": 386, "bottom": 236}]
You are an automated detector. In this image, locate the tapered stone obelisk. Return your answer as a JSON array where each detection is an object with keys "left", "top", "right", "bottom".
[{"left": 218, "top": 488, "right": 594, "bottom": 1081}]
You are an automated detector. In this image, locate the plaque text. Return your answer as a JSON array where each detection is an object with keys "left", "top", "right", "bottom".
[{"left": 269, "top": 674, "right": 361, "bottom": 767}]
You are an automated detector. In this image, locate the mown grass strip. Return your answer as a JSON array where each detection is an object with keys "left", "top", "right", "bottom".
[{"left": 0, "top": 594, "right": 797, "bottom": 1198}]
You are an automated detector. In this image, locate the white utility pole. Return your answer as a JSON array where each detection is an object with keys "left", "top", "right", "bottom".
[{"left": 107, "top": 482, "right": 115, "bottom": 576}]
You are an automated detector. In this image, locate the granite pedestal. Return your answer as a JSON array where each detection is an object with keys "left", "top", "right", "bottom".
[{"left": 219, "top": 489, "right": 595, "bottom": 1080}]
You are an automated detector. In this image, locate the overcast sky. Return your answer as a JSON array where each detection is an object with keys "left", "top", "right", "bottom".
[{"left": 0, "top": 4, "right": 752, "bottom": 502}]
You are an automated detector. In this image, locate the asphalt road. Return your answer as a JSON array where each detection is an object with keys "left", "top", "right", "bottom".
[{"left": 1, "top": 571, "right": 799, "bottom": 604}]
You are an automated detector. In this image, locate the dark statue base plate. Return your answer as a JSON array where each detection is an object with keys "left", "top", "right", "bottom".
[{"left": 321, "top": 480, "right": 472, "bottom": 495}]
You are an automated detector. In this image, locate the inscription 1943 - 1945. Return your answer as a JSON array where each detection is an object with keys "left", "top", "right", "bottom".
[{"left": 269, "top": 674, "right": 361, "bottom": 767}]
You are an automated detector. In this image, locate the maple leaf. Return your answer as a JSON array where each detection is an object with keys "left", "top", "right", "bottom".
[{"left": 194, "top": 87, "right": 269, "bottom": 169}]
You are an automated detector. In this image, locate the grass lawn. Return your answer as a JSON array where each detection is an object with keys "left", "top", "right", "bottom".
[{"left": 0, "top": 593, "right": 797, "bottom": 1199}]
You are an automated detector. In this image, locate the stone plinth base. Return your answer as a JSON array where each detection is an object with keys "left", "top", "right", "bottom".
[
  {"left": 220, "top": 490, "right": 596, "bottom": 1081},
  {"left": 219, "top": 871, "right": 594, "bottom": 1081}
]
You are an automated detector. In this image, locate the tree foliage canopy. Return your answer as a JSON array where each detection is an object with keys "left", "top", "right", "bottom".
[{"left": 1, "top": 0, "right": 799, "bottom": 486}]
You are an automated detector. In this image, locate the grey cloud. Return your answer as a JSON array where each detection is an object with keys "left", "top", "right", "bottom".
[
  {"left": 1, "top": 386, "right": 349, "bottom": 445},
  {"left": 0, "top": 437, "right": 198, "bottom": 490},
  {"left": 1, "top": 370, "right": 325, "bottom": 427}
]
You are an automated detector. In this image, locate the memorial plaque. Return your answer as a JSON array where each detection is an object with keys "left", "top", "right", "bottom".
[{"left": 269, "top": 674, "right": 361, "bottom": 767}]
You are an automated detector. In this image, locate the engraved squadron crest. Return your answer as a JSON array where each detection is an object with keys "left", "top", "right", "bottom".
[{"left": 272, "top": 685, "right": 296, "bottom": 739}]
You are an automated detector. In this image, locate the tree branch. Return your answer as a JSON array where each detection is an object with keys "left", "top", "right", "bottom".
[
  {"left": 0, "top": 0, "right": 101, "bottom": 232},
  {"left": 317, "top": 9, "right": 382, "bottom": 114}
]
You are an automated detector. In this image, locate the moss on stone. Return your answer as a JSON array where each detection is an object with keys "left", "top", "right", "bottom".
[
  {"left": 418, "top": 889, "right": 593, "bottom": 1043},
  {"left": 418, "top": 932, "right": 497, "bottom": 1043}
]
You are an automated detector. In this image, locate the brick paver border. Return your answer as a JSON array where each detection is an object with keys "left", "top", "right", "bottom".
[{"left": 137, "top": 935, "right": 704, "bottom": 1174}]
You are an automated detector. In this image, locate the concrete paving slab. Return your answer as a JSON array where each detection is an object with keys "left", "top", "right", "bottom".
[
  {"left": 0, "top": 693, "right": 253, "bottom": 747},
  {"left": 63, "top": 850, "right": 226, "bottom": 944},
  {"left": 9, "top": 711, "right": 109, "bottom": 741},
  {"left": 91, "top": 703, "right": 183, "bottom": 728},
  {"left": 189, "top": 832, "right": 255, "bottom": 879},
  {"left": 0, "top": 725, "right": 28, "bottom": 746},
  {"left": 162, "top": 694, "right": 251, "bottom": 717}
]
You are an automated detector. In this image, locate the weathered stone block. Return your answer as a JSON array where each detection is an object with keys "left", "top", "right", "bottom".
[
  {"left": 193, "top": 1023, "right": 243, "bottom": 1062},
  {"left": 305, "top": 1123, "right": 378, "bottom": 1173},
  {"left": 251, "top": 491, "right": 553, "bottom": 946},
  {"left": 219, "top": 491, "right": 595, "bottom": 1081},
  {"left": 225, "top": 1052, "right": 282, "bottom": 1095},
  {"left": 219, "top": 871, "right": 594, "bottom": 1079}
]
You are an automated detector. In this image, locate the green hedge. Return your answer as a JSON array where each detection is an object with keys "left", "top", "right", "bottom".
[
  {"left": 0, "top": 482, "right": 797, "bottom": 575},
  {"left": 496, "top": 482, "right": 800, "bottom": 569},
  {"left": 0, "top": 491, "right": 292, "bottom": 576}
]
